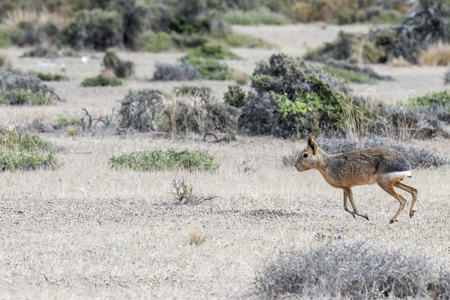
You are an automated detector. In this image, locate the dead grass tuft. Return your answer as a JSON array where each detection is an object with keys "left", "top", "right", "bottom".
[
  {"left": 391, "top": 56, "right": 411, "bottom": 67},
  {"left": 420, "top": 42, "right": 450, "bottom": 66}
]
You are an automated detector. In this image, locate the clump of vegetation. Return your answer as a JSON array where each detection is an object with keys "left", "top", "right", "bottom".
[
  {"left": 185, "top": 57, "right": 232, "bottom": 80},
  {"left": 118, "top": 89, "right": 238, "bottom": 137},
  {"left": 118, "top": 89, "right": 164, "bottom": 132},
  {"left": 172, "top": 179, "right": 216, "bottom": 205},
  {"left": 186, "top": 44, "right": 241, "bottom": 60},
  {"left": 81, "top": 71, "right": 122, "bottom": 87},
  {"left": 34, "top": 72, "right": 69, "bottom": 81},
  {"left": 103, "top": 49, "right": 135, "bottom": 78},
  {"left": 21, "top": 45, "right": 60, "bottom": 58},
  {"left": 153, "top": 60, "right": 202, "bottom": 81},
  {"left": 0, "top": 67, "right": 63, "bottom": 104},
  {"left": 223, "top": 9, "right": 288, "bottom": 25},
  {"left": 60, "top": 9, "right": 124, "bottom": 51},
  {"left": 224, "top": 85, "right": 246, "bottom": 108},
  {"left": 0, "top": 89, "right": 53, "bottom": 105},
  {"left": 0, "top": 127, "right": 58, "bottom": 171},
  {"left": 239, "top": 53, "right": 354, "bottom": 138},
  {"left": 324, "top": 59, "right": 393, "bottom": 84},
  {"left": 110, "top": 148, "right": 219, "bottom": 172},
  {"left": 305, "top": 1, "right": 450, "bottom": 64},
  {"left": 254, "top": 242, "right": 450, "bottom": 299},
  {"left": 173, "top": 86, "right": 211, "bottom": 98}
]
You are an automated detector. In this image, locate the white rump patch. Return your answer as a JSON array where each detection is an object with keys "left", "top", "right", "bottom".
[{"left": 384, "top": 171, "right": 412, "bottom": 181}]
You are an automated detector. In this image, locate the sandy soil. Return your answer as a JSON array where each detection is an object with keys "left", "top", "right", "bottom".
[{"left": 0, "top": 24, "right": 449, "bottom": 299}]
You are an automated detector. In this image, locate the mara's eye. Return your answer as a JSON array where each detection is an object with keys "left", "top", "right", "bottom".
[{"left": 303, "top": 153, "right": 308, "bottom": 158}]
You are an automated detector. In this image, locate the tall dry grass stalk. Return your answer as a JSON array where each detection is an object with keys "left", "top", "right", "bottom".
[{"left": 420, "top": 42, "right": 450, "bottom": 66}]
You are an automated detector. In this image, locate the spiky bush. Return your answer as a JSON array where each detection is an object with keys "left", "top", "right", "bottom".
[
  {"left": 254, "top": 242, "right": 450, "bottom": 299},
  {"left": 110, "top": 148, "right": 219, "bottom": 172},
  {"left": 0, "top": 127, "right": 58, "bottom": 171},
  {"left": 0, "top": 67, "right": 62, "bottom": 103},
  {"left": 118, "top": 89, "right": 164, "bottom": 132}
]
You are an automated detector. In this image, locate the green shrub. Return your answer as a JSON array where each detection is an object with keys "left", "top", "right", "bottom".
[
  {"left": 369, "top": 9, "right": 403, "bottom": 25},
  {"left": 406, "top": 90, "right": 450, "bottom": 108},
  {"left": 110, "top": 148, "right": 219, "bottom": 172},
  {"left": 224, "top": 85, "right": 246, "bottom": 108},
  {"left": 254, "top": 242, "right": 450, "bottom": 299},
  {"left": 174, "top": 85, "right": 212, "bottom": 96},
  {"left": 323, "top": 66, "right": 377, "bottom": 84},
  {"left": 81, "top": 74, "right": 122, "bottom": 87},
  {"left": 135, "top": 32, "right": 174, "bottom": 52},
  {"left": 0, "top": 127, "right": 58, "bottom": 171},
  {"left": 240, "top": 53, "right": 355, "bottom": 137},
  {"left": 219, "top": 32, "right": 276, "bottom": 49},
  {"left": 223, "top": 9, "right": 288, "bottom": 25},
  {"left": 0, "top": 25, "right": 13, "bottom": 48},
  {"left": 102, "top": 49, "right": 135, "bottom": 78},
  {"left": 60, "top": 9, "right": 124, "bottom": 50},
  {"left": 336, "top": 6, "right": 358, "bottom": 25},
  {"left": 186, "top": 44, "right": 241, "bottom": 60},
  {"left": 0, "top": 90, "right": 53, "bottom": 105},
  {"left": 34, "top": 72, "right": 69, "bottom": 81},
  {"left": 304, "top": 31, "right": 359, "bottom": 63},
  {"left": 186, "top": 57, "right": 232, "bottom": 80}
]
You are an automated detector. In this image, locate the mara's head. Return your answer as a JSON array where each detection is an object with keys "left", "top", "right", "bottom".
[{"left": 296, "top": 136, "right": 321, "bottom": 172}]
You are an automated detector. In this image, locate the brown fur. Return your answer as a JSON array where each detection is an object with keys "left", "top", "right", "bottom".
[{"left": 296, "top": 137, "right": 418, "bottom": 223}]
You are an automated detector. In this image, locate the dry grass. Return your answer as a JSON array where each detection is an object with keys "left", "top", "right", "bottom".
[
  {"left": 391, "top": 56, "right": 411, "bottom": 67},
  {"left": 420, "top": 42, "right": 450, "bottom": 66},
  {"left": 0, "top": 25, "right": 449, "bottom": 299}
]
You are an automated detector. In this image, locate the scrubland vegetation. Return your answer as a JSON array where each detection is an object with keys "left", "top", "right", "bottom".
[{"left": 0, "top": 0, "right": 450, "bottom": 299}]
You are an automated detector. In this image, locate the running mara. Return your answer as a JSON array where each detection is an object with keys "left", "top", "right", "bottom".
[{"left": 296, "top": 137, "right": 418, "bottom": 223}]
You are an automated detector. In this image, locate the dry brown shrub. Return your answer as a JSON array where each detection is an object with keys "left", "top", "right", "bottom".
[
  {"left": 391, "top": 56, "right": 411, "bottom": 67},
  {"left": 420, "top": 42, "right": 450, "bottom": 66}
]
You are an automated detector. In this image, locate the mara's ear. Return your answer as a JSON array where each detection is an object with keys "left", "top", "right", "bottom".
[{"left": 307, "top": 136, "right": 319, "bottom": 155}]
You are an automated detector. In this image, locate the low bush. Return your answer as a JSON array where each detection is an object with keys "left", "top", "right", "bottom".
[
  {"left": 102, "top": 49, "right": 135, "bottom": 78},
  {"left": 81, "top": 72, "right": 122, "bottom": 87},
  {"left": 369, "top": 9, "right": 403, "bottom": 25},
  {"left": 239, "top": 53, "right": 354, "bottom": 138},
  {"left": 325, "top": 59, "right": 394, "bottom": 81},
  {"left": 254, "top": 242, "right": 450, "bottom": 299},
  {"left": 0, "top": 67, "right": 63, "bottom": 103},
  {"left": 218, "top": 32, "right": 276, "bottom": 49},
  {"left": 0, "top": 89, "right": 53, "bottom": 105},
  {"left": 224, "top": 85, "right": 246, "bottom": 108},
  {"left": 135, "top": 32, "right": 174, "bottom": 52},
  {"left": 110, "top": 148, "right": 219, "bottom": 172},
  {"left": 173, "top": 86, "right": 211, "bottom": 97},
  {"left": 186, "top": 44, "right": 241, "bottom": 60},
  {"left": 60, "top": 9, "right": 124, "bottom": 51},
  {"left": 172, "top": 179, "right": 216, "bottom": 205},
  {"left": 153, "top": 60, "right": 202, "bottom": 81},
  {"left": 223, "top": 9, "right": 288, "bottom": 25},
  {"left": 0, "top": 127, "right": 58, "bottom": 171},
  {"left": 185, "top": 57, "right": 232, "bottom": 80},
  {"left": 323, "top": 65, "right": 377, "bottom": 84},
  {"left": 21, "top": 45, "right": 60, "bottom": 58},
  {"left": 34, "top": 72, "right": 69, "bottom": 81}
]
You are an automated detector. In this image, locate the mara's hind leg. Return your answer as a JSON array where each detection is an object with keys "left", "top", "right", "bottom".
[
  {"left": 394, "top": 181, "right": 418, "bottom": 218},
  {"left": 344, "top": 187, "right": 369, "bottom": 221},
  {"left": 377, "top": 181, "right": 407, "bottom": 223},
  {"left": 343, "top": 189, "right": 355, "bottom": 218}
]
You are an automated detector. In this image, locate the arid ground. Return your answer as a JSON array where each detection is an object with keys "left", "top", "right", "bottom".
[{"left": 0, "top": 24, "right": 449, "bottom": 299}]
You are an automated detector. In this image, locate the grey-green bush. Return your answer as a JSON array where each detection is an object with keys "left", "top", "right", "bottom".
[{"left": 254, "top": 242, "right": 450, "bottom": 299}]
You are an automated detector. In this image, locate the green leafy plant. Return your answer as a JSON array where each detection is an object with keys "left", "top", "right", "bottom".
[
  {"left": 81, "top": 74, "right": 122, "bottom": 87},
  {"left": 186, "top": 57, "right": 232, "bottom": 80},
  {"left": 0, "top": 127, "right": 58, "bottom": 171},
  {"left": 323, "top": 66, "right": 377, "bottom": 84},
  {"left": 34, "top": 72, "right": 69, "bottom": 81},
  {"left": 110, "top": 148, "right": 219, "bottom": 172},
  {"left": 0, "top": 89, "right": 53, "bottom": 105},
  {"left": 224, "top": 85, "right": 246, "bottom": 108}
]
